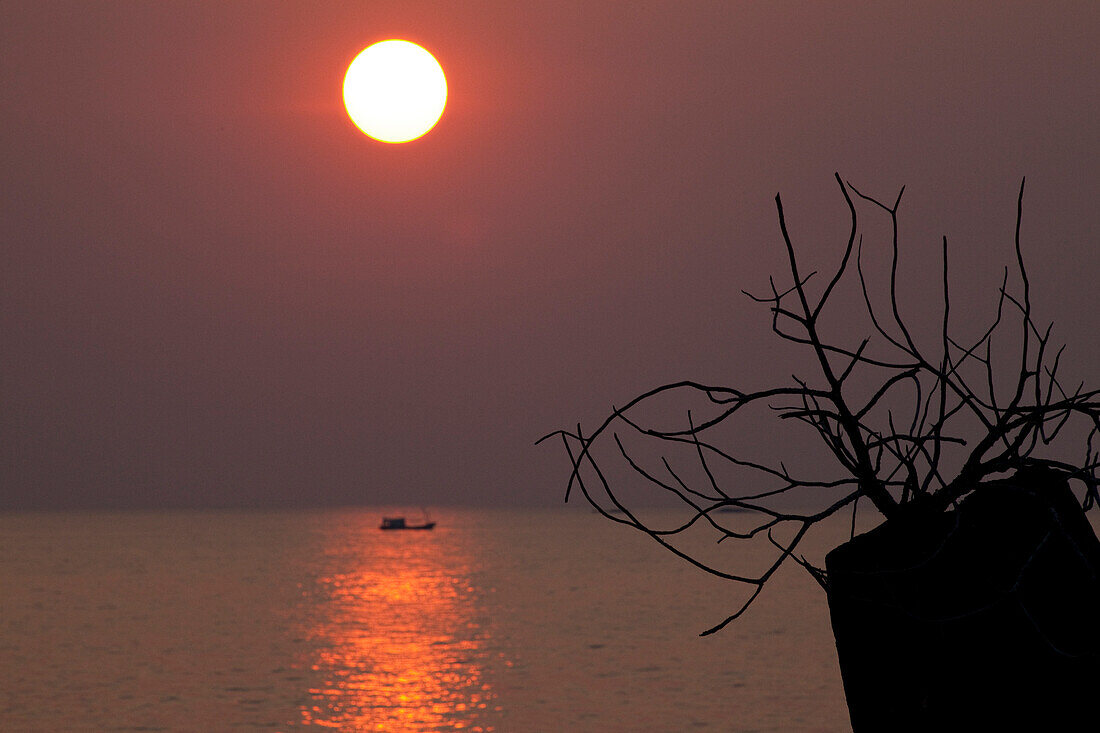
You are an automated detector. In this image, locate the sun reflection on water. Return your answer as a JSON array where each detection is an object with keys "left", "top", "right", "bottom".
[{"left": 298, "top": 515, "right": 498, "bottom": 731}]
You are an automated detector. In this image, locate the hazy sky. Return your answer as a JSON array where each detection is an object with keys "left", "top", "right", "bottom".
[{"left": 2, "top": 1, "right": 1097, "bottom": 510}]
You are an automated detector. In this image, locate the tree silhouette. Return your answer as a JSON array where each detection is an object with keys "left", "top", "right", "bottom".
[{"left": 542, "top": 174, "right": 1100, "bottom": 636}]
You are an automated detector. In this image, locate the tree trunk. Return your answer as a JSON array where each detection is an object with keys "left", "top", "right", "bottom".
[{"left": 825, "top": 468, "right": 1100, "bottom": 731}]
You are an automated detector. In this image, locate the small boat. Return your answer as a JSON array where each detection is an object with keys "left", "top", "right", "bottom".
[{"left": 379, "top": 510, "right": 436, "bottom": 530}]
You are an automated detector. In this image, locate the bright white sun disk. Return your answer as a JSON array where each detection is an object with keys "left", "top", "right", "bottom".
[{"left": 343, "top": 40, "right": 447, "bottom": 143}]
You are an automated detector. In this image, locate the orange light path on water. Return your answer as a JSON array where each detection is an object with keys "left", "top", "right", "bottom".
[{"left": 296, "top": 516, "right": 499, "bottom": 731}]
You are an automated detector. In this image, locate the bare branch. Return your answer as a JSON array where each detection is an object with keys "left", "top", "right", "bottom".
[{"left": 546, "top": 175, "right": 1098, "bottom": 633}]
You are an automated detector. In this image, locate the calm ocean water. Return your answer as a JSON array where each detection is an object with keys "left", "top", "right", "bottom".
[{"left": 0, "top": 507, "right": 852, "bottom": 731}]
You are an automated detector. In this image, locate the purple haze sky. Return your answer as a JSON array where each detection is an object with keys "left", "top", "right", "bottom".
[{"left": 2, "top": 2, "right": 1097, "bottom": 510}]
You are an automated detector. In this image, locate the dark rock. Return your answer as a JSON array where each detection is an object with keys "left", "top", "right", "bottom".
[{"left": 826, "top": 468, "right": 1100, "bottom": 731}]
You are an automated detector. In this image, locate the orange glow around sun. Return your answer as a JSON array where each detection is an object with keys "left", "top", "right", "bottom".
[{"left": 343, "top": 40, "right": 447, "bottom": 144}]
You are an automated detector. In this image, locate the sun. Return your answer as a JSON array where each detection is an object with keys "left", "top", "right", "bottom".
[{"left": 343, "top": 40, "right": 447, "bottom": 144}]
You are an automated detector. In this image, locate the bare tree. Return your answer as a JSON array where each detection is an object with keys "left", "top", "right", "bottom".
[{"left": 541, "top": 174, "right": 1100, "bottom": 635}]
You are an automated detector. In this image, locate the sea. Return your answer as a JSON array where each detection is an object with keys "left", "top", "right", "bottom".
[{"left": 0, "top": 507, "right": 853, "bottom": 732}]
